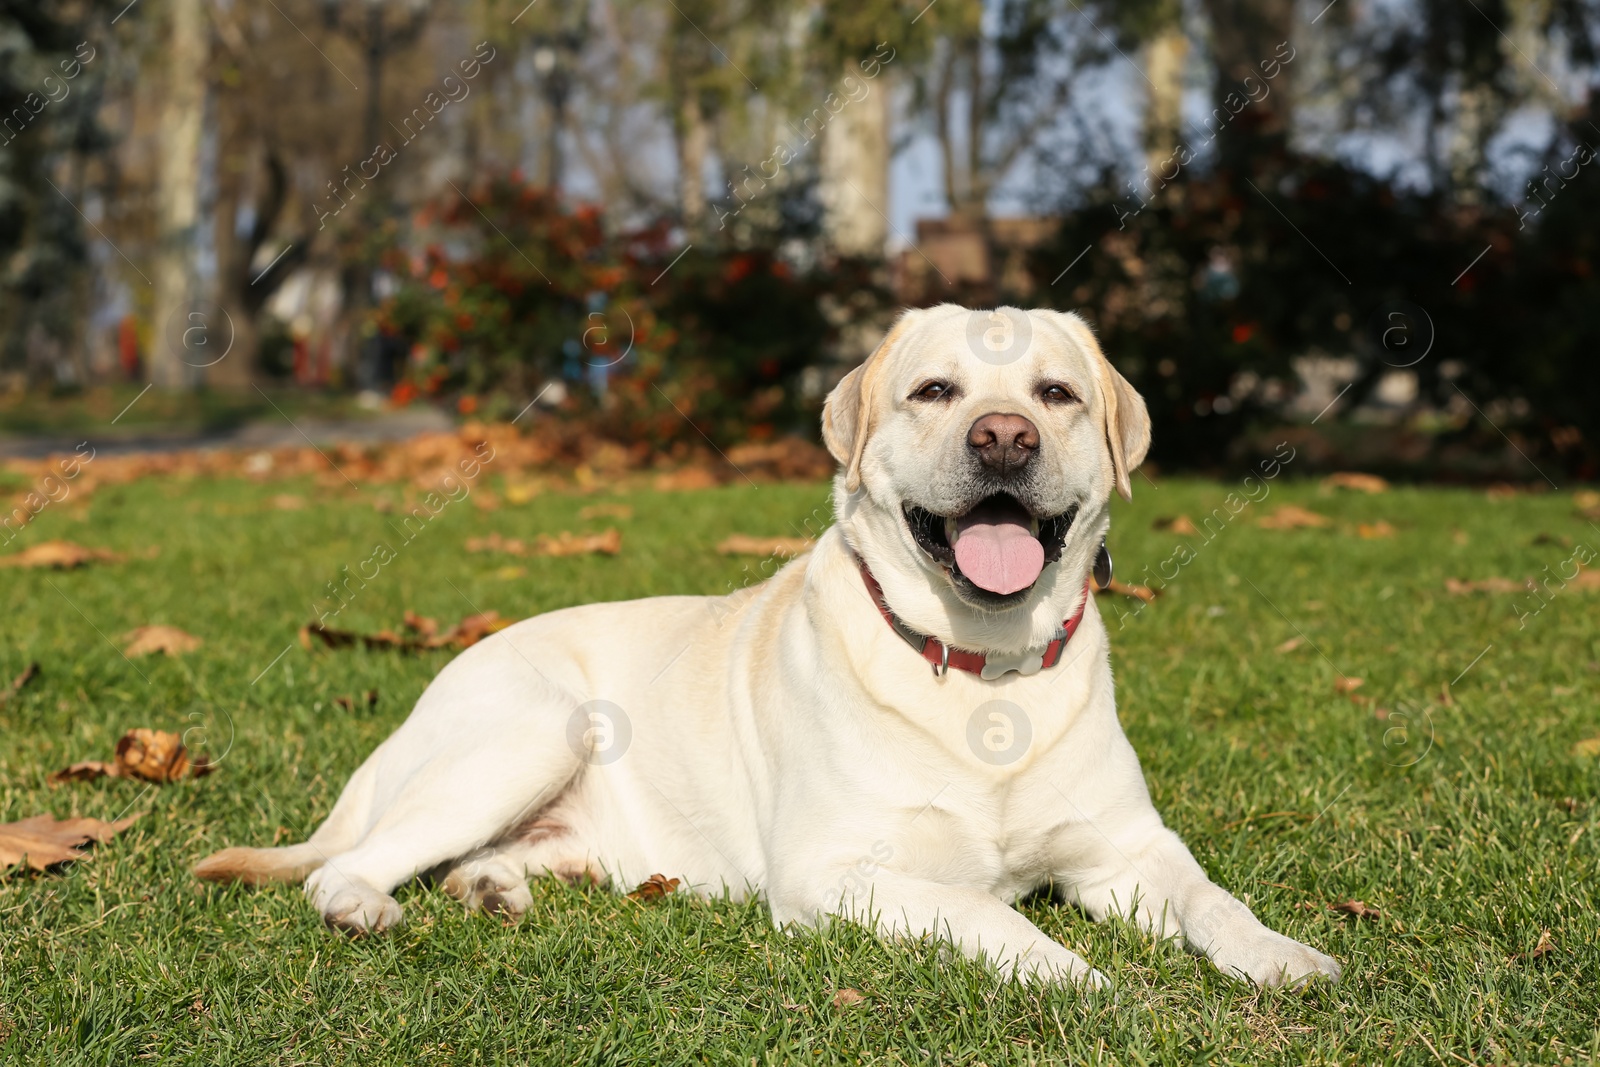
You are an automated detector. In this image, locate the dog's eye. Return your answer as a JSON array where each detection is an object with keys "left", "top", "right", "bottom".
[
  {"left": 911, "top": 380, "right": 954, "bottom": 402},
  {"left": 1040, "top": 383, "right": 1076, "bottom": 404}
]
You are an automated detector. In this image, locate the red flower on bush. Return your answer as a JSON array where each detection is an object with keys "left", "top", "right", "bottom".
[
  {"left": 1231, "top": 323, "right": 1256, "bottom": 343},
  {"left": 390, "top": 381, "right": 419, "bottom": 406}
]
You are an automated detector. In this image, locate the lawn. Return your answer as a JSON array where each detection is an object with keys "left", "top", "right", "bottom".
[{"left": 2, "top": 463, "right": 1598, "bottom": 1065}]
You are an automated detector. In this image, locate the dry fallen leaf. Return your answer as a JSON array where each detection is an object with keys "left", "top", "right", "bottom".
[
  {"left": 716, "top": 535, "right": 813, "bottom": 558},
  {"left": 1324, "top": 472, "right": 1389, "bottom": 494},
  {"left": 1, "top": 663, "right": 40, "bottom": 704},
  {"left": 49, "top": 728, "right": 213, "bottom": 786},
  {"left": 334, "top": 690, "right": 379, "bottom": 712},
  {"left": 122, "top": 625, "right": 203, "bottom": 657},
  {"left": 1328, "top": 899, "right": 1382, "bottom": 920},
  {"left": 504, "top": 482, "right": 542, "bottom": 506},
  {"left": 1444, "top": 577, "right": 1526, "bottom": 595},
  {"left": 466, "top": 529, "right": 622, "bottom": 558},
  {"left": 1451, "top": 528, "right": 1470, "bottom": 546},
  {"left": 536, "top": 529, "right": 622, "bottom": 557},
  {"left": 1153, "top": 514, "right": 1199, "bottom": 536},
  {"left": 1484, "top": 483, "right": 1520, "bottom": 501},
  {"left": 402, "top": 611, "right": 439, "bottom": 639},
  {"left": 1334, "top": 677, "right": 1365, "bottom": 695},
  {"left": 0, "top": 540, "right": 124, "bottom": 569},
  {"left": 0, "top": 812, "right": 139, "bottom": 872},
  {"left": 831, "top": 989, "right": 866, "bottom": 1009},
  {"left": 653, "top": 467, "right": 720, "bottom": 493},
  {"left": 117, "top": 728, "right": 210, "bottom": 781},
  {"left": 270, "top": 494, "right": 306, "bottom": 511},
  {"left": 1576, "top": 489, "right": 1600, "bottom": 511},
  {"left": 1356, "top": 521, "right": 1396, "bottom": 539},
  {"left": 627, "top": 873, "right": 680, "bottom": 901},
  {"left": 578, "top": 503, "right": 633, "bottom": 521},
  {"left": 1275, "top": 636, "right": 1305, "bottom": 654},
  {"left": 1257, "top": 505, "right": 1331, "bottom": 530},
  {"left": 300, "top": 611, "right": 510, "bottom": 654},
  {"left": 1512, "top": 929, "right": 1557, "bottom": 962},
  {"left": 1096, "top": 579, "right": 1157, "bottom": 603},
  {"left": 1572, "top": 737, "right": 1600, "bottom": 757}
]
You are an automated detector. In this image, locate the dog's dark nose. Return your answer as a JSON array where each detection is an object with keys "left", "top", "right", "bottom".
[{"left": 967, "top": 413, "right": 1039, "bottom": 474}]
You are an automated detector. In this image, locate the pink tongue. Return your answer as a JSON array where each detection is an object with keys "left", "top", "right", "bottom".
[{"left": 952, "top": 501, "right": 1045, "bottom": 595}]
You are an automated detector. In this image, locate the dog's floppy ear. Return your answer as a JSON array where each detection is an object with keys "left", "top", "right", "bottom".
[
  {"left": 1052, "top": 312, "right": 1150, "bottom": 500},
  {"left": 822, "top": 312, "right": 913, "bottom": 492}
]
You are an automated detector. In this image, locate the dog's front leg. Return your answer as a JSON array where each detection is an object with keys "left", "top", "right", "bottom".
[
  {"left": 776, "top": 874, "right": 1108, "bottom": 988},
  {"left": 1061, "top": 816, "right": 1342, "bottom": 987}
]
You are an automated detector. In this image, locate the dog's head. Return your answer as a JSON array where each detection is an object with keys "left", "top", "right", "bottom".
[{"left": 823, "top": 305, "right": 1149, "bottom": 647}]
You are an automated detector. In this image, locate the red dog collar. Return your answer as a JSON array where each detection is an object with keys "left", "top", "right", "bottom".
[{"left": 858, "top": 560, "right": 1092, "bottom": 678}]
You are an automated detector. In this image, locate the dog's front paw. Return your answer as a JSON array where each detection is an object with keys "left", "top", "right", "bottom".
[
  {"left": 1212, "top": 928, "right": 1342, "bottom": 988},
  {"left": 1012, "top": 947, "right": 1110, "bottom": 991}
]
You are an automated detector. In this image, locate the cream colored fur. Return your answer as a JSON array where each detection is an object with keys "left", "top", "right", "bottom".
[{"left": 196, "top": 305, "right": 1340, "bottom": 989}]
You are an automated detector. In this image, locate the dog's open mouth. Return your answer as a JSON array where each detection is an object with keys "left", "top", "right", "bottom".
[{"left": 904, "top": 495, "right": 1076, "bottom": 600}]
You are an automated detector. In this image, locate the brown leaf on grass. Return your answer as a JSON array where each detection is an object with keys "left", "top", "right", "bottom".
[
  {"left": 0, "top": 540, "right": 124, "bottom": 569},
  {"left": 535, "top": 529, "right": 622, "bottom": 557},
  {"left": 1275, "top": 636, "right": 1305, "bottom": 654},
  {"left": 1451, "top": 528, "right": 1470, "bottom": 545},
  {"left": 1257, "top": 505, "right": 1331, "bottom": 530},
  {"left": 627, "top": 873, "right": 680, "bottom": 901},
  {"left": 831, "top": 989, "right": 866, "bottom": 1009},
  {"left": 116, "top": 728, "right": 211, "bottom": 781},
  {"left": 1512, "top": 929, "right": 1557, "bottom": 963},
  {"left": 1444, "top": 577, "right": 1526, "bottom": 595},
  {"left": 1324, "top": 472, "right": 1389, "bottom": 494},
  {"left": 269, "top": 494, "right": 306, "bottom": 511},
  {"left": 578, "top": 503, "right": 633, "bottom": 521},
  {"left": 1, "top": 662, "right": 40, "bottom": 703},
  {"left": 402, "top": 611, "right": 439, "bottom": 639},
  {"left": 472, "top": 491, "right": 502, "bottom": 512},
  {"left": 122, "top": 625, "right": 202, "bottom": 657},
  {"left": 716, "top": 534, "right": 813, "bottom": 558},
  {"left": 49, "top": 728, "right": 212, "bottom": 786},
  {"left": 653, "top": 467, "right": 720, "bottom": 493},
  {"left": 49, "top": 761, "right": 122, "bottom": 784},
  {"left": 504, "top": 481, "right": 542, "bottom": 506},
  {"left": 300, "top": 611, "right": 510, "bottom": 654},
  {"left": 1356, "top": 521, "right": 1396, "bottom": 539},
  {"left": 1573, "top": 736, "right": 1600, "bottom": 757},
  {"left": 1328, "top": 899, "right": 1382, "bottom": 920},
  {"left": 1485, "top": 483, "right": 1520, "bottom": 501},
  {"left": 466, "top": 529, "right": 622, "bottom": 558},
  {"left": 1153, "top": 514, "right": 1199, "bottom": 535},
  {"left": 333, "top": 690, "right": 379, "bottom": 712},
  {"left": 1096, "top": 579, "right": 1157, "bottom": 603},
  {"left": 1334, "top": 677, "right": 1365, "bottom": 694},
  {"left": 1570, "top": 569, "right": 1600, "bottom": 591},
  {"left": 0, "top": 813, "right": 139, "bottom": 872}
]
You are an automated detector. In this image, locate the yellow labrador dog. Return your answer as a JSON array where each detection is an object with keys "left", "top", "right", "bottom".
[{"left": 198, "top": 304, "right": 1340, "bottom": 988}]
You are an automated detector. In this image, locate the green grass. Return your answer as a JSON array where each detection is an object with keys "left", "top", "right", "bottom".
[{"left": 2, "top": 467, "right": 1599, "bottom": 1065}]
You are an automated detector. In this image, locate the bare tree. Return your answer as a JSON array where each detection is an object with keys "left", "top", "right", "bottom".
[{"left": 149, "top": 0, "right": 207, "bottom": 389}]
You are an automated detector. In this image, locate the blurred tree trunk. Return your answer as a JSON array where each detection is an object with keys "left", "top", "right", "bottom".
[
  {"left": 1200, "top": 0, "right": 1294, "bottom": 166},
  {"left": 149, "top": 0, "right": 208, "bottom": 389},
  {"left": 1143, "top": 26, "right": 1188, "bottom": 174},
  {"left": 676, "top": 87, "right": 711, "bottom": 231},
  {"left": 819, "top": 59, "right": 890, "bottom": 258}
]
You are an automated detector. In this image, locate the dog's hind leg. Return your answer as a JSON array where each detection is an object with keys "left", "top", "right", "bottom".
[{"left": 303, "top": 656, "right": 590, "bottom": 934}]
